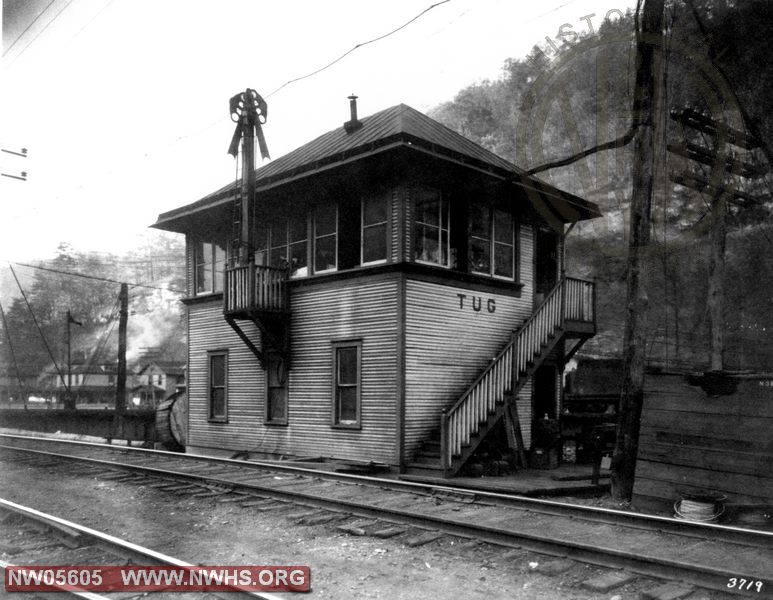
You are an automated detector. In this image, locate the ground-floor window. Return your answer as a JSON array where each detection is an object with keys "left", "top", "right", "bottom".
[
  {"left": 208, "top": 350, "right": 228, "bottom": 422},
  {"left": 265, "top": 352, "right": 288, "bottom": 424},
  {"left": 332, "top": 341, "right": 361, "bottom": 428}
]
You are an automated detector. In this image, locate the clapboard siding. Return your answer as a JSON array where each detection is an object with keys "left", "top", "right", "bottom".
[
  {"left": 187, "top": 276, "right": 399, "bottom": 465},
  {"left": 633, "top": 374, "right": 773, "bottom": 507},
  {"left": 403, "top": 224, "right": 536, "bottom": 460},
  {"left": 188, "top": 300, "right": 263, "bottom": 450}
]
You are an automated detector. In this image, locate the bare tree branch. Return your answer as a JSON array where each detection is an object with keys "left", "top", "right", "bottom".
[{"left": 525, "top": 126, "right": 638, "bottom": 176}]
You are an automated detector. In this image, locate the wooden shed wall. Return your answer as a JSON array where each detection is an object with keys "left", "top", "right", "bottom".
[
  {"left": 403, "top": 224, "right": 535, "bottom": 461},
  {"left": 187, "top": 274, "right": 399, "bottom": 464},
  {"left": 634, "top": 373, "right": 773, "bottom": 508}
]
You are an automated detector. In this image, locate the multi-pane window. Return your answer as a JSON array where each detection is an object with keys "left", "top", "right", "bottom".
[
  {"left": 414, "top": 187, "right": 449, "bottom": 266},
  {"left": 254, "top": 209, "right": 339, "bottom": 277},
  {"left": 468, "top": 203, "right": 516, "bottom": 279},
  {"left": 269, "top": 215, "right": 308, "bottom": 277},
  {"left": 265, "top": 352, "right": 288, "bottom": 424},
  {"left": 314, "top": 205, "right": 337, "bottom": 273},
  {"left": 208, "top": 351, "right": 227, "bottom": 421},
  {"left": 361, "top": 195, "right": 388, "bottom": 264},
  {"left": 332, "top": 342, "right": 361, "bottom": 428},
  {"left": 195, "top": 242, "right": 225, "bottom": 294}
]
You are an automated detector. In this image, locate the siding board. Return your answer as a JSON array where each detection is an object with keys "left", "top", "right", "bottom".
[
  {"left": 187, "top": 276, "right": 399, "bottom": 465},
  {"left": 403, "top": 225, "right": 536, "bottom": 461}
]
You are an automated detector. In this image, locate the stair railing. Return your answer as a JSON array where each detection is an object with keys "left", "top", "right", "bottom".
[{"left": 440, "top": 276, "right": 593, "bottom": 470}]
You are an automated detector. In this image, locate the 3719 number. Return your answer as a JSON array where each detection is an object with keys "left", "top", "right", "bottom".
[{"left": 727, "top": 578, "right": 764, "bottom": 593}]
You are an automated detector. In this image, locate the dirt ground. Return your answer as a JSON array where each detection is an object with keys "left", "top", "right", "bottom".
[{"left": 1, "top": 457, "right": 737, "bottom": 600}]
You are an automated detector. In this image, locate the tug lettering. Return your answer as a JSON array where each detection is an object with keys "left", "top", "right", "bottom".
[{"left": 457, "top": 294, "right": 496, "bottom": 313}]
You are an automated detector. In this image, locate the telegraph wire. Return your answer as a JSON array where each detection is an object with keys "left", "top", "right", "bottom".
[
  {"left": 2, "top": 0, "right": 59, "bottom": 57},
  {"left": 265, "top": 0, "right": 452, "bottom": 98},
  {"left": 8, "top": 264, "right": 68, "bottom": 393},
  {"left": 6, "top": 261, "right": 184, "bottom": 294},
  {"left": 4, "top": 0, "right": 76, "bottom": 64},
  {"left": 0, "top": 299, "right": 25, "bottom": 396}
]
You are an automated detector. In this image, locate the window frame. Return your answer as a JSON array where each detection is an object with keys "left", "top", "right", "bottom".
[
  {"left": 413, "top": 187, "right": 450, "bottom": 268},
  {"left": 468, "top": 202, "right": 517, "bottom": 281},
  {"left": 264, "top": 351, "right": 289, "bottom": 426},
  {"left": 361, "top": 194, "right": 389, "bottom": 266},
  {"left": 207, "top": 350, "right": 228, "bottom": 423},
  {"left": 194, "top": 240, "right": 226, "bottom": 295},
  {"left": 314, "top": 204, "right": 338, "bottom": 274},
  {"left": 331, "top": 340, "right": 362, "bottom": 429}
]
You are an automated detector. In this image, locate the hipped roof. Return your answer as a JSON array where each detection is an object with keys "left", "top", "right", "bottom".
[{"left": 154, "top": 103, "right": 600, "bottom": 230}]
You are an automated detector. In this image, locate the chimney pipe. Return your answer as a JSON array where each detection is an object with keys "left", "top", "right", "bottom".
[{"left": 344, "top": 94, "right": 363, "bottom": 134}]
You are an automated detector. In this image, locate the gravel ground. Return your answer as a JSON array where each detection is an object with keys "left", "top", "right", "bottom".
[{"left": 0, "top": 457, "right": 742, "bottom": 600}]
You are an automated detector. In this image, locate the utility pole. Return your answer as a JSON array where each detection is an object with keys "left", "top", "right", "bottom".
[
  {"left": 115, "top": 284, "right": 128, "bottom": 415},
  {"left": 610, "top": 0, "right": 665, "bottom": 502},
  {"left": 64, "top": 310, "right": 81, "bottom": 410}
]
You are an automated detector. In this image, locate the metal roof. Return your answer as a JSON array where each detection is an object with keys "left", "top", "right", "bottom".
[{"left": 155, "top": 103, "right": 599, "bottom": 227}]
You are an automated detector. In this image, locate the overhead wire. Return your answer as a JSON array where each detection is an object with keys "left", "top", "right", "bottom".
[
  {"left": 4, "top": 0, "right": 76, "bottom": 64},
  {"left": 264, "top": 0, "right": 452, "bottom": 98},
  {"left": 2, "top": 0, "right": 59, "bottom": 57},
  {"left": 0, "top": 299, "right": 25, "bottom": 399},
  {"left": 6, "top": 260, "right": 184, "bottom": 293},
  {"left": 8, "top": 264, "right": 68, "bottom": 393}
]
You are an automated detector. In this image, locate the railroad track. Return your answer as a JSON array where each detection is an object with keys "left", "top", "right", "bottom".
[
  {"left": 0, "top": 496, "right": 278, "bottom": 600},
  {"left": 1, "top": 433, "right": 771, "bottom": 598}
]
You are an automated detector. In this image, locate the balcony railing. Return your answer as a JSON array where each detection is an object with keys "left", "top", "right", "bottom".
[{"left": 224, "top": 264, "right": 288, "bottom": 315}]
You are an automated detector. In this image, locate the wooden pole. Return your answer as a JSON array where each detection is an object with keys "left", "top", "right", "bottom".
[
  {"left": 65, "top": 310, "right": 74, "bottom": 410},
  {"left": 240, "top": 91, "right": 256, "bottom": 265},
  {"left": 115, "top": 284, "right": 128, "bottom": 415},
  {"left": 611, "top": 0, "right": 665, "bottom": 502}
]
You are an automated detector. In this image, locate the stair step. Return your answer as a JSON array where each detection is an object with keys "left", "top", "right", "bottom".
[
  {"left": 413, "top": 453, "right": 441, "bottom": 464},
  {"left": 405, "top": 462, "right": 444, "bottom": 473}
]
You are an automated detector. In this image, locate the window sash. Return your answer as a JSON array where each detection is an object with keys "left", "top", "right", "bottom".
[
  {"left": 208, "top": 352, "right": 227, "bottom": 421},
  {"left": 361, "top": 195, "right": 388, "bottom": 265},
  {"left": 332, "top": 343, "right": 361, "bottom": 427},
  {"left": 468, "top": 204, "right": 516, "bottom": 280},
  {"left": 265, "top": 353, "right": 288, "bottom": 424},
  {"left": 195, "top": 242, "right": 225, "bottom": 295},
  {"left": 414, "top": 189, "right": 449, "bottom": 266},
  {"left": 314, "top": 205, "right": 338, "bottom": 274}
]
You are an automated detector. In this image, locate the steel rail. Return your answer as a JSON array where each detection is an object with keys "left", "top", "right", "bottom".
[
  {"left": 2, "top": 443, "right": 772, "bottom": 596},
  {"left": 0, "top": 498, "right": 279, "bottom": 600},
  {"left": 1, "top": 433, "right": 771, "bottom": 547}
]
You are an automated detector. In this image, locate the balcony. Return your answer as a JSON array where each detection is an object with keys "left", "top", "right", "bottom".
[{"left": 224, "top": 264, "right": 288, "bottom": 317}]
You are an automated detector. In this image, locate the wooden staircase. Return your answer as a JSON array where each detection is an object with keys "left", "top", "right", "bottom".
[{"left": 406, "top": 276, "right": 596, "bottom": 477}]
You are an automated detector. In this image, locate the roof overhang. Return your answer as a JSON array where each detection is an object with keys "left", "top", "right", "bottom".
[{"left": 153, "top": 138, "right": 600, "bottom": 234}]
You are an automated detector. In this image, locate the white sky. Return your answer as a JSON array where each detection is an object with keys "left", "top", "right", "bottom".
[{"left": 1, "top": 0, "right": 632, "bottom": 263}]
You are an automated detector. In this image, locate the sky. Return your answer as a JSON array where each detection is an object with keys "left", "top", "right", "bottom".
[{"left": 1, "top": 0, "right": 633, "bottom": 264}]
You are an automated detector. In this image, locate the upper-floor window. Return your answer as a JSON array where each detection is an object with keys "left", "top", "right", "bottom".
[
  {"left": 255, "top": 208, "right": 339, "bottom": 278},
  {"left": 469, "top": 203, "right": 516, "bottom": 279},
  {"left": 314, "top": 204, "right": 337, "bottom": 274},
  {"left": 414, "top": 187, "right": 449, "bottom": 267},
  {"left": 269, "top": 215, "right": 308, "bottom": 277},
  {"left": 195, "top": 241, "right": 225, "bottom": 294},
  {"left": 362, "top": 194, "right": 389, "bottom": 265}
]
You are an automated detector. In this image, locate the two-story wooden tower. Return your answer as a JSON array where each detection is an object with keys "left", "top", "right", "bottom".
[{"left": 153, "top": 98, "right": 601, "bottom": 476}]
